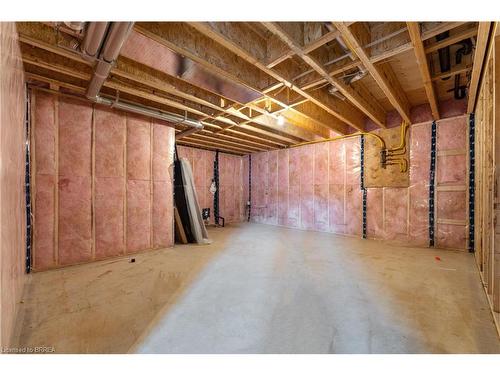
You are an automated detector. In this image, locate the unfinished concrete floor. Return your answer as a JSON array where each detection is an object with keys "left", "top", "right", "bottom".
[{"left": 13, "top": 223, "right": 500, "bottom": 353}]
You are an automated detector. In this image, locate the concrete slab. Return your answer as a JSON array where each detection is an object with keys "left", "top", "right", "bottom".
[{"left": 13, "top": 223, "right": 500, "bottom": 353}]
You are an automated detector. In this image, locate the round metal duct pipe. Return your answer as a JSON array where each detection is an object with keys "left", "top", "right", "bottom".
[
  {"left": 101, "top": 22, "right": 134, "bottom": 62},
  {"left": 82, "top": 22, "right": 109, "bottom": 58}
]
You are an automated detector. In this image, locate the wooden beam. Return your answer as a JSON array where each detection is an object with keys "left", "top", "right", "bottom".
[
  {"left": 21, "top": 52, "right": 212, "bottom": 118},
  {"left": 18, "top": 25, "right": 242, "bottom": 119},
  {"left": 266, "top": 33, "right": 294, "bottom": 68},
  {"left": 25, "top": 72, "right": 86, "bottom": 94},
  {"left": 201, "top": 121, "right": 289, "bottom": 148},
  {"left": 407, "top": 22, "right": 440, "bottom": 120},
  {"left": 19, "top": 25, "right": 230, "bottom": 119},
  {"left": 366, "top": 22, "right": 469, "bottom": 64},
  {"left": 197, "top": 129, "right": 272, "bottom": 151},
  {"left": 135, "top": 22, "right": 273, "bottom": 93},
  {"left": 222, "top": 127, "right": 289, "bottom": 147},
  {"left": 177, "top": 138, "right": 247, "bottom": 155},
  {"left": 115, "top": 57, "right": 234, "bottom": 115},
  {"left": 188, "top": 133, "right": 261, "bottom": 153},
  {"left": 20, "top": 41, "right": 307, "bottom": 145},
  {"left": 467, "top": 22, "right": 494, "bottom": 113},
  {"left": 287, "top": 101, "right": 347, "bottom": 135},
  {"left": 17, "top": 22, "right": 90, "bottom": 66},
  {"left": 263, "top": 22, "right": 384, "bottom": 129},
  {"left": 303, "top": 29, "right": 341, "bottom": 54},
  {"left": 188, "top": 21, "right": 355, "bottom": 133},
  {"left": 294, "top": 59, "right": 361, "bottom": 91},
  {"left": 240, "top": 114, "right": 312, "bottom": 143},
  {"left": 333, "top": 22, "right": 411, "bottom": 123},
  {"left": 20, "top": 24, "right": 296, "bottom": 147},
  {"left": 24, "top": 55, "right": 298, "bottom": 148},
  {"left": 420, "top": 22, "right": 468, "bottom": 41},
  {"left": 431, "top": 64, "right": 472, "bottom": 81},
  {"left": 425, "top": 26, "right": 478, "bottom": 54}
]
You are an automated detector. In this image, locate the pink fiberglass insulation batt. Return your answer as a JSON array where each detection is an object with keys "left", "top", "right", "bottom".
[
  {"left": 31, "top": 91, "right": 175, "bottom": 270},
  {"left": 435, "top": 117, "right": 468, "bottom": 249},
  {"left": 249, "top": 115, "right": 469, "bottom": 250},
  {"left": 58, "top": 98, "right": 93, "bottom": 265},
  {"left": 176, "top": 146, "right": 245, "bottom": 224},
  {"left": 94, "top": 107, "right": 126, "bottom": 259}
]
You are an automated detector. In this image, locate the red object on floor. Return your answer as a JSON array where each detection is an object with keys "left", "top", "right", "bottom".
[{"left": 435, "top": 256, "right": 441, "bottom": 261}]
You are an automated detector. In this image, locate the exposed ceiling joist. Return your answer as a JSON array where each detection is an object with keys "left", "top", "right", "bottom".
[
  {"left": 368, "top": 22, "right": 469, "bottom": 64},
  {"left": 187, "top": 133, "right": 261, "bottom": 153},
  {"left": 23, "top": 57, "right": 291, "bottom": 151},
  {"left": 187, "top": 22, "right": 353, "bottom": 134},
  {"left": 333, "top": 22, "right": 411, "bottom": 123},
  {"left": 424, "top": 26, "right": 478, "bottom": 55},
  {"left": 262, "top": 22, "right": 384, "bottom": 129},
  {"left": 467, "top": 22, "right": 495, "bottom": 113},
  {"left": 135, "top": 22, "right": 272, "bottom": 94},
  {"left": 431, "top": 64, "right": 472, "bottom": 81},
  {"left": 177, "top": 138, "right": 246, "bottom": 155},
  {"left": 407, "top": 22, "right": 440, "bottom": 120},
  {"left": 18, "top": 33, "right": 306, "bottom": 147},
  {"left": 420, "top": 22, "right": 468, "bottom": 41}
]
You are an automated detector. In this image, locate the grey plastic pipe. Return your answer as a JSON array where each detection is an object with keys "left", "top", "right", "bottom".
[{"left": 94, "top": 96, "right": 203, "bottom": 130}]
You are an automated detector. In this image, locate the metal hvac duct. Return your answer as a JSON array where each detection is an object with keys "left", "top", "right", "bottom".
[
  {"left": 82, "top": 22, "right": 109, "bottom": 58},
  {"left": 82, "top": 22, "right": 203, "bottom": 134},
  {"left": 85, "top": 22, "right": 134, "bottom": 100}
]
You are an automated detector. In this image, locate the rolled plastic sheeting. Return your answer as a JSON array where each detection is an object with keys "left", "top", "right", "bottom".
[{"left": 179, "top": 158, "right": 211, "bottom": 245}]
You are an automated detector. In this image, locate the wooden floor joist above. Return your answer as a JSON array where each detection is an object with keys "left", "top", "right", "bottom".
[
  {"left": 406, "top": 22, "right": 440, "bottom": 120},
  {"left": 17, "top": 21, "right": 489, "bottom": 154}
]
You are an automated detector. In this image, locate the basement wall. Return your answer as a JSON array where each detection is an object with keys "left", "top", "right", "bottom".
[
  {"left": 31, "top": 90, "right": 175, "bottom": 271},
  {"left": 474, "top": 33, "right": 500, "bottom": 329},
  {"left": 176, "top": 145, "right": 245, "bottom": 223},
  {"left": 0, "top": 23, "right": 26, "bottom": 347},
  {"left": 246, "top": 114, "right": 469, "bottom": 251}
]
